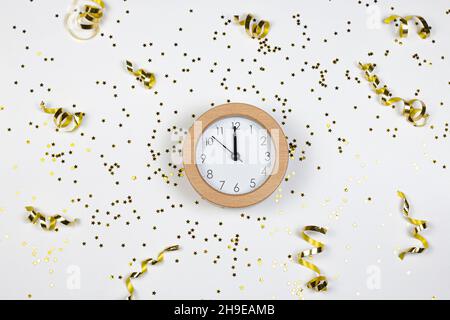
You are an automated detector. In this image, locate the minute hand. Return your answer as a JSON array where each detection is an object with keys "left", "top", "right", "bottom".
[{"left": 233, "top": 126, "right": 238, "bottom": 161}]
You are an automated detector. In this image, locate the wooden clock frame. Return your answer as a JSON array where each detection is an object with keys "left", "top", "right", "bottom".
[{"left": 183, "top": 103, "right": 289, "bottom": 208}]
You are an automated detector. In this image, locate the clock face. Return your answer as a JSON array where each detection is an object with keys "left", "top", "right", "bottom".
[{"left": 195, "top": 116, "right": 276, "bottom": 195}]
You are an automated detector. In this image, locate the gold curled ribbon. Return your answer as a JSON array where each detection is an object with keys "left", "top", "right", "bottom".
[
  {"left": 234, "top": 14, "right": 270, "bottom": 39},
  {"left": 125, "top": 60, "right": 156, "bottom": 89},
  {"left": 397, "top": 191, "right": 429, "bottom": 260},
  {"left": 25, "top": 206, "right": 78, "bottom": 231},
  {"left": 297, "top": 226, "right": 328, "bottom": 292},
  {"left": 65, "top": 0, "right": 105, "bottom": 40},
  {"left": 40, "top": 101, "right": 84, "bottom": 132},
  {"left": 358, "top": 62, "right": 428, "bottom": 127},
  {"left": 125, "top": 245, "right": 180, "bottom": 300},
  {"left": 384, "top": 15, "right": 430, "bottom": 39}
]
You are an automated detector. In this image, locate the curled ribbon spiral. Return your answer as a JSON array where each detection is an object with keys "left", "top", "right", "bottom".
[
  {"left": 25, "top": 206, "right": 78, "bottom": 231},
  {"left": 40, "top": 101, "right": 84, "bottom": 132},
  {"left": 125, "top": 245, "right": 180, "bottom": 300},
  {"left": 125, "top": 60, "right": 156, "bottom": 89},
  {"left": 234, "top": 14, "right": 270, "bottom": 39},
  {"left": 65, "top": 0, "right": 105, "bottom": 40},
  {"left": 358, "top": 63, "right": 428, "bottom": 127},
  {"left": 397, "top": 191, "right": 429, "bottom": 260},
  {"left": 384, "top": 15, "right": 430, "bottom": 39},
  {"left": 297, "top": 226, "right": 328, "bottom": 292}
]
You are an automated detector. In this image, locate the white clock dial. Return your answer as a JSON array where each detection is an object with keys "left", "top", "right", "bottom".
[{"left": 195, "top": 116, "right": 276, "bottom": 195}]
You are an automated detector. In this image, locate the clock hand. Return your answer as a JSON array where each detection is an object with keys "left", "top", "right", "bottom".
[
  {"left": 233, "top": 126, "right": 238, "bottom": 161},
  {"left": 211, "top": 135, "right": 233, "bottom": 154},
  {"left": 211, "top": 135, "right": 243, "bottom": 162}
]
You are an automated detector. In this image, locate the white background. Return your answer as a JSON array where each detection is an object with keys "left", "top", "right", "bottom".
[{"left": 0, "top": 0, "right": 449, "bottom": 300}]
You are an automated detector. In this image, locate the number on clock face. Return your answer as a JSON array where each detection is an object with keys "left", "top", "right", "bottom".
[{"left": 195, "top": 116, "right": 276, "bottom": 195}]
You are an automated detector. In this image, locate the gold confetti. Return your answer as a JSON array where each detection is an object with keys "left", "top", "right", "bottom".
[
  {"left": 125, "top": 245, "right": 179, "bottom": 300},
  {"left": 40, "top": 101, "right": 84, "bottom": 132},
  {"left": 297, "top": 226, "right": 328, "bottom": 292},
  {"left": 358, "top": 63, "right": 428, "bottom": 127},
  {"left": 65, "top": 0, "right": 105, "bottom": 40},
  {"left": 125, "top": 60, "right": 156, "bottom": 89},
  {"left": 397, "top": 191, "right": 429, "bottom": 260},
  {"left": 234, "top": 14, "right": 270, "bottom": 39},
  {"left": 384, "top": 15, "right": 430, "bottom": 39},
  {"left": 25, "top": 206, "right": 78, "bottom": 231}
]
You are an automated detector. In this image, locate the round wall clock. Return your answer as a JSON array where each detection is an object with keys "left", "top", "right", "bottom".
[{"left": 183, "top": 103, "right": 289, "bottom": 208}]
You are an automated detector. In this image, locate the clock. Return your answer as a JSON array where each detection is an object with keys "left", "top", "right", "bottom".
[{"left": 183, "top": 103, "right": 289, "bottom": 208}]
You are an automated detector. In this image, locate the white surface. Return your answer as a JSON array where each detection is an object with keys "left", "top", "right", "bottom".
[{"left": 0, "top": 0, "right": 449, "bottom": 300}]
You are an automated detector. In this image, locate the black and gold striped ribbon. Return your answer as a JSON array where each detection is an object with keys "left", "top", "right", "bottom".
[
  {"left": 25, "top": 206, "right": 78, "bottom": 231},
  {"left": 125, "top": 60, "right": 156, "bottom": 89},
  {"left": 125, "top": 245, "right": 180, "bottom": 300},
  {"left": 384, "top": 15, "right": 430, "bottom": 39},
  {"left": 358, "top": 63, "right": 428, "bottom": 127},
  {"left": 397, "top": 191, "right": 429, "bottom": 260},
  {"left": 40, "top": 101, "right": 84, "bottom": 132},
  {"left": 234, "top": 14, "right": 270, "bottom": 39},
  {"left": 297, "top": 226, "right": 328, "bottom": 292}
]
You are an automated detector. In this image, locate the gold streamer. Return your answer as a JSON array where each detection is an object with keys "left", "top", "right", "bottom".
[
  {"left": 397, "top": 191, "right": 429, "bottom": 260},
  {"left": 297, "top": 226, "right": 328, "bottom": 292},
  {"left": 125, "top": 245, "right": 180, "bottom": 300},
  {"left": 358, "top": 62, "right": 428, "bottom": 127},
  {"left": 234, "top": 14, "right": 270, "bottom": 39},
  {"left": 125, "top": 60, "right": 156, "bottom": 89},
  {"left": 40, "top": 101, "right": 84, "bottom": 132},
  {"left": 384, "top": 15, "right": 430, "bottom": 39},
  {"left": 25, "top": 206, "right": 78, "bottom": 231},
  {"left": 65, "top": 0, "right": 105, "bottom": 40}
]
